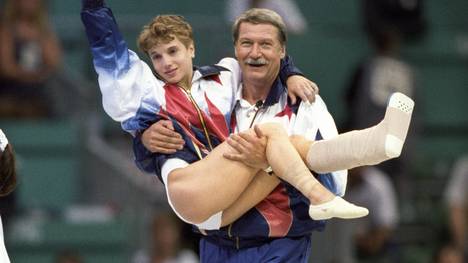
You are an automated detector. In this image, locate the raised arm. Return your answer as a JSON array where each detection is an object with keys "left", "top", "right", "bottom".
[{"left": 81, "top": 0, "right": 163, "bottom": 125}]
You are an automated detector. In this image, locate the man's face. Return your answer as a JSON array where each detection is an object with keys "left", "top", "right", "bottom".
[
  {"left": 235, "top": 22, "right": 285, "bottom": 86},
  {"left": 148, "top": 37, "right": 194, "bottom": 88}
]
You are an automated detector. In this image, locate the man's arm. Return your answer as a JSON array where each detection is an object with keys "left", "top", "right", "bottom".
[
  {"left": 133, "top": 120, "right": 184, "bottom": 174},
  {"left": 140, "top": 120, "right": 185, "bottom": 154}
]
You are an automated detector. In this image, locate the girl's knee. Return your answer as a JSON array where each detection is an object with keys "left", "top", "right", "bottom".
[{"left": 258, "top": 122, "right": 287, "bottom": 137}]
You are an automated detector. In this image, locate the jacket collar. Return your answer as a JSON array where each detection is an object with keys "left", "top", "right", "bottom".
[{"left": 235, "top": 76, "right": 287, "bottom": 107}]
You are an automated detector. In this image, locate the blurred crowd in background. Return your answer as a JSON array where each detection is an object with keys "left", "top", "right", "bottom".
[{"left": 0, "top": 0, "right": 466, "bottom": 262}]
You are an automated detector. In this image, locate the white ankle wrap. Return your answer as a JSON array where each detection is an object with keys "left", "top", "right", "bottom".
[{"left": 306, "top": 92, "right": 414, "bottom": 173}]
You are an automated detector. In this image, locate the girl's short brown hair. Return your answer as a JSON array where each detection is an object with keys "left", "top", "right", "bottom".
[{"left": 138, "top": 15, "right": 194, "bottom": 53}]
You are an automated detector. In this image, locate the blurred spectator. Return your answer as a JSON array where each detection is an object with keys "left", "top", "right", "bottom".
[
  {"left": 444, "top": 155, "right": 468, "bottom": 262},
  {"left": 0, "top": 129, "right": 18, "bottom": 263},
  {"left": 329, "top": 167, "right": 399, "bottom": 263},
  {"left": 362, "top": 0, "right": 426, "bottom": 42},
  {"left": 0, "top": 0, "right": 62, "bottom": 119},
  {"left": 226, "top": 0, "right": 307, "bottom": 34},
  {"left": 343, "top": 0, "right": 426, "bottom": 206},
  {"left": 132, "top": 210, "right": 198, "bottom": 263},
  {"left": 433, "top": 243, "right": 463, "bottom": 263},
  {"left": 54, "top": 250, "right": 84, "bottom": 263}
]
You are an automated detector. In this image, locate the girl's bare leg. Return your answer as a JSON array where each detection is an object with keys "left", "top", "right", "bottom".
[
  {"left": 258, "top": 122, "right": 369, "bottom": 220},
  {"left": 167, "top": 141, "right": 259, "bottom": 224},
  {"left": 221, "top": 171, "right": 280, "bottom": 227}
]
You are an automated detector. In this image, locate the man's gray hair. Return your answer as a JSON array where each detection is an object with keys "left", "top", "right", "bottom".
[{"left": 232, "top": 8, "right": 287, "bottom": 46}]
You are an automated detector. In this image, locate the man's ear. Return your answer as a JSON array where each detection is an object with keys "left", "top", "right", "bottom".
[{"left": 280, "top": 45, "right": 286, "bottom": 59}]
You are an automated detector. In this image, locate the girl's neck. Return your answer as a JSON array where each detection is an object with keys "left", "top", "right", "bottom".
[{"left": 178, "top": 73, "right": 192, "bottom": 91}]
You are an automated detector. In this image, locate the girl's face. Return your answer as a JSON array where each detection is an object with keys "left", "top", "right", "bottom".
[{"left": 148, "top": 37, "right": 194, "bottom": 89}]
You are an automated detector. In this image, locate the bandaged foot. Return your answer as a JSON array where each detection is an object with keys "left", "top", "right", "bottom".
[
  {"left": 306, "top": 92, "right": 414, "bottom": 173},
  {"left": 309, "top": 196, "right": 369, "bottom": 220}
]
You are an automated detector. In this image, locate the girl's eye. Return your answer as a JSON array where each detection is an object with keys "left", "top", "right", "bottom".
[{"left": 168, "top": 47, "right": 178, "bottom": 55}]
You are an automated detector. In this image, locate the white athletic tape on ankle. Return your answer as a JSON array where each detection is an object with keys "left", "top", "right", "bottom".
[
  {"left": 388, "top": 92, "right": 414, "bottom": 114},
  {"left": 306, "top": 93, "right": 414, "bottom": 172},
  {"left": 385, "top": 135, "right": 403, "bottom": 158},
  {"left": 306, "top": 126, "right": 388, "bottom": 173},
  {"left": 282, "top": 160, "right": 316, "bottom": 196}
]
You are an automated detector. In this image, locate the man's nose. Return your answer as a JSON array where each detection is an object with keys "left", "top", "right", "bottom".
[{"left": 249, "top": 43, "right": 262, "bottom": 58}]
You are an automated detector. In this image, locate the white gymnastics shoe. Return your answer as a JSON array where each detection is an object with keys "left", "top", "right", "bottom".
[{"left": 309, "top": 196, "right": 369, "bottom": 220}]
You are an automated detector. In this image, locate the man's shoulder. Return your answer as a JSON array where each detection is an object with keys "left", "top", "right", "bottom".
[{"left": 215, "top": 57, "right": 240, "bottom": 72}]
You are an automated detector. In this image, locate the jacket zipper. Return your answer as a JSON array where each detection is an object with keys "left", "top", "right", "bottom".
[
  {"left": 227, "top": 224, "right": 240, "bottom": 249},
  {"left": 182, "top": 86, "right": 240, "bottom": 248},
  {"left": 180, "top": 87, "right": 214, "bottom": 151}
]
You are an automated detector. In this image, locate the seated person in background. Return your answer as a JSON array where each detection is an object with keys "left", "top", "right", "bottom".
[
  {"left": 445, "top": 155, "right": 468, "bottom": 262},
  {"left": 348, "top": 167, "right": 399, "bottom": 260},
  {"left": 432, "top": 243, "right": 463, "bottom": 263},
  {"left": 226, "top": 0, "right": 308, "bottom": 34},
  {"left": 54, "top": 250, "right": 84, "bottom": 263},
  {"left": 0, "top": 129, "right": 18, "bottom": 263},
  {"left": 302, "top": 166, "right": 399, "bottom": 263},
  {"left": 0, "top": 0, "right": 62, "bottom": 119},
  {"left": 132, "top": 211, "right": 198, "bottom": 263}
]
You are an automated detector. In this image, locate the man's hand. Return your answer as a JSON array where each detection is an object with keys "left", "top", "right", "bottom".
[
  {"left": 223, "top": 126, "right": 268, "bottom": 170},
  {"left": 286, "top": 75, "right": 319, "bottom": 104},
  {"left": 141, "top": 120, "right": 185, "bottom": 154}
]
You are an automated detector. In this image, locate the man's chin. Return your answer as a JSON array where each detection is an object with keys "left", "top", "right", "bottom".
[
  {"left": 245, "top": 67, "right": 267, "bottom": 77},
  {"left": 244, "top": 75, "right": 268, "bottom": 85}
]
